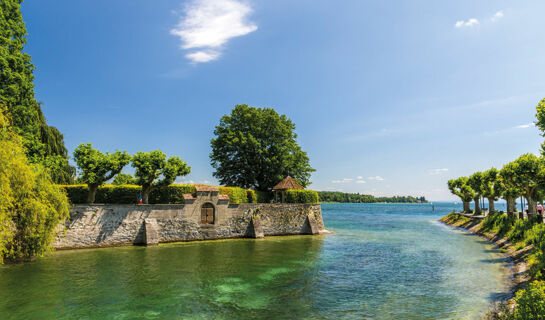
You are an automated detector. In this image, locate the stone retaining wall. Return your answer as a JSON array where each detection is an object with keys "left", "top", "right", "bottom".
[{"left": 54, "top": 202, "right": 325, "bottom": 249}]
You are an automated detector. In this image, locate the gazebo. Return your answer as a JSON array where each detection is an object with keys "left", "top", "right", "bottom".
[{"left": 272, "top": 176, "right": 303, "bottom": 203}]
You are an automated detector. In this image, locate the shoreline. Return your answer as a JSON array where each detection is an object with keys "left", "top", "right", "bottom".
[{"left": 439, "top": 214, "right": 532, "bottom": 317}]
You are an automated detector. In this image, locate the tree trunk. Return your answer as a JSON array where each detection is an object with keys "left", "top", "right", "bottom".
[
  {"left": 506, "top": 197, "right": 516, "bottom": 218},
  {"left": 463, "top": 201, "right": 470, "bottom": 213},
  {"left": 488, "top": 198, "right": 495, "bottom": 214},
  {"left": 142, "top": 184, "right": 152, "bottom": 204},
  {"left": 474, "top": 198, "right": 481, "bottom": 215},
  {"left": 527, "top": 197, "right": 537, "bottom": 219},
  {"left": 87, "top": 184, "right": 98, "bottom": 204}
]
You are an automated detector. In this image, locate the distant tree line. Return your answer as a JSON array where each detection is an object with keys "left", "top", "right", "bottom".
[{"left": 318, "top": 191, "right": 427, "bottom": 203}]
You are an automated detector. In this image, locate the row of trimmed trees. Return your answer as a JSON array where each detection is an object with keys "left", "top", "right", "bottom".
[
  {"left": 448, "top": 153, "right": 542, "bottom": 216},
  {"left": 449, "top": 98, "right": 545, "bottom": 217},
  {"left": 73, "top": 143, "right": 190, "bottom": 204}
]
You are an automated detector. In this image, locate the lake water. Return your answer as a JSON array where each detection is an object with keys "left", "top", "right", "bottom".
[{"left": 0, "top": 203, "right": 510, "bottom": 319}]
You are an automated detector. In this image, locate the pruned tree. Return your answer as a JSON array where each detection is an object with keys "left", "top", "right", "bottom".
[
  {"left": 73, "top": 143, "right": 131, "bottom": 203},
  {"left": 210, "top": 105, "right": 315, "bottom": 191},
  {"left": 132, "top": 150, "right": 190, "bottom": 204},
  {"left": 467, "top": 172, "right": 484, "bottom": 214},
  {"left": 500, "top": 154, "right": 545, "bottom": 218},
  {"left": 447, "top": 177, "right": 474, "bottom": 213},
  {"left": 481, "top": 168, "right": 505, "bottom": 213},
  {"left": 499, "top": 167, "right": 522, "bottom": 217}
]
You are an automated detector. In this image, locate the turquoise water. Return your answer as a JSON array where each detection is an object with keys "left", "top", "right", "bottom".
[{"left": 0, "top": 203, "right": 510, "bottom": 319}]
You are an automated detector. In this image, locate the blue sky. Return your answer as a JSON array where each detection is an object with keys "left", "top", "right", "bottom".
[{"left": 22, "top": 0, "right": 545, "bottom": 200}]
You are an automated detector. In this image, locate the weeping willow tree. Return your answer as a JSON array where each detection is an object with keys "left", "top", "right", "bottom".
[
  {"left": 0, "top": 0, "right": 74, "bottom": 183},
  {"left": 0, "top": 108, "right": 69, "bottom": 263}
]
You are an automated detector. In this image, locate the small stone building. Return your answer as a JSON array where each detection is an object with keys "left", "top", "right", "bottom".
[{"left": 273, "top": 176, "right": 303, "bottom": 203}]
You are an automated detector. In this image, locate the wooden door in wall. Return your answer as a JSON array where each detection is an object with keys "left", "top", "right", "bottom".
[{"left": 201, "top": 203, "right": 215, "bottom": 224}]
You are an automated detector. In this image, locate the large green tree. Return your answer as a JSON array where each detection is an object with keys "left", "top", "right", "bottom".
[
  {"left": 481, "top": 168, "right": 505, "bottom": 213},
  {"left": 210, "top": 105, "right": 315, "bottom": 191},
  {"left": 132, "top": 150, "right": 190, "bottom": 204},
  {"left": 535, "top": 98, "right": 545, "bottom": 155},
  {"left": 0, "top": 108, "right": 69, "bottom": 263},
  {"left": 500, "top": 154, "right": 545, "bottom": 218},
  {"left": 0, "top": 1, "right": 73, "bottom": 183},
  {"left": 448, "top": 177, "right": 474, "bottom": 213},
  {"left": 467, "top": 172, "right": 484, "bottom": 214},
  {"left": 73, "top": 143, "right": 131, "bottom": 204}
]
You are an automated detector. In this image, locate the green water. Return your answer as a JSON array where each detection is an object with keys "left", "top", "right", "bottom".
[{"left": 0, "top": 203, "right": 510, "bottom": 319}]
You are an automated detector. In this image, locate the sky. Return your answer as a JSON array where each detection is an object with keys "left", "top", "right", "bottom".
[{"left": 21, "top": 0, "right": 545, "bottom": 201}]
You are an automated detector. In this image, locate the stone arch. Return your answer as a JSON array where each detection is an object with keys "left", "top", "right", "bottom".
[{"left": 200, "top": 202, "right": 215, "bottom": 225}]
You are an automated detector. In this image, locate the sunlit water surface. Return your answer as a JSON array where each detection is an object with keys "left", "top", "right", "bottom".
[{"left": 0, "top": 203, "right": 510, "bottom": 319}]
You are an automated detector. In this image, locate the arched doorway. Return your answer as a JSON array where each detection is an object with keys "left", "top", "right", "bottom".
[{"left": 201, "top": 203, "right": 215, "bottom": 224}]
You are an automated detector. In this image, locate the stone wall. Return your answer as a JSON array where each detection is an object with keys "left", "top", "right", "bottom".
[{"left": 54, "top": 200, "right": 326, "bottom": 249}]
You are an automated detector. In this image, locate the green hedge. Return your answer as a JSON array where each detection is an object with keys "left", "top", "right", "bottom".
[
  {"left": 60, "top": 184, "right": 196, "bottom": 204},
  {"left": 285, "top": 189, "right": 320, "bottom": 204},
  {"left": 219, "top": 186, "right": 251, "bottom": 204}
]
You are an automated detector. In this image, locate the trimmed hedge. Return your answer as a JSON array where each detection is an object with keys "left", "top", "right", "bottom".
[
  {"left": 60, "top": 184, "right": 195, "bottom": 204},
  {"left": 60, "top": 185, "right": 317, "bottom": 204},
  {"left": 285, "top": 189, "right": 320, "bottom": 204}
]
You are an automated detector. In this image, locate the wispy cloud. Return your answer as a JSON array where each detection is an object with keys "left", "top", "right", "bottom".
[
  {"left": 484, "top": 122, "right": 536, "bottom": 136},
  {"left": 368, "top": 176, "right": 385, "bottom": 181},
  {"left": 429, "top": 168, "right": 449, "bottom": 175},
  {"left": 356, "top": 180, "right": 366, "bottom": 184},
  {"left": 170, "top": 0, "right": 258, "bottom": 63},
  {"left": 332, "top": 178, "right": 353, "bottom": 184},
  {"left": 491, "top": 11, "right": 504, "bottom": 22},
  {"left": 455, "top": 18, "right": 479, "bottom": 28},
  {"left": 515, "top": 123, "right": 535, "bottom": 129}
]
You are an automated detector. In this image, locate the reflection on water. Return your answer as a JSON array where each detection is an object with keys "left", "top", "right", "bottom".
[{"left": 0, "top": 203, "right": 509, "bottom": 319}]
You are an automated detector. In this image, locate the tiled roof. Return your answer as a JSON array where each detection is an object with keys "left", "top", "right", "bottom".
[
  {"left": 218, "top": 194, "right": 230, "bottom": 201},
  {"left": 183, "top": 194, "right": 196, "bottom": 200},
  {"left": 195, "top": 185, "right": 219, "bottom": 192},
  {"left": 272, "top": 176, "right": 303, "bottom": 190}
]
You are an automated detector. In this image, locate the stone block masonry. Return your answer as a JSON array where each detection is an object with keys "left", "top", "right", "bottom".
[{"left": 54, "top": 188, "right": 327, "bottom": 249}]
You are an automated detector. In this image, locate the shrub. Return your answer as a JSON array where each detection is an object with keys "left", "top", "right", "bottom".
[
  {"left": 513, "top": 281, "right": 545, "bottom": 319},
  {"left": 149, "top": 185, "right": 195, "bottom": 204},
  {"left": 482, "top": 212, "right": 513, "bottom": 237},
  {"left": 219, "top": 186, "right": 249, "bottom": 204},
  {"left": 256, "top": 190, "right": 273, "bottom": 203},
  {"left": 285, "top": 189, "right": 320, "bottom": 204},
  {"left": 508, "top": 219, "right": 536, "bottom": 243}
]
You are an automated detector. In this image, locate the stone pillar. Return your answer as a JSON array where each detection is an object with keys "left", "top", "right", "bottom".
[
  {"left": 247, "top": 216, "right": 264, "bottom": 239},
  {"left": 144, "top": 218, "right": 159, "bottom": 246}
]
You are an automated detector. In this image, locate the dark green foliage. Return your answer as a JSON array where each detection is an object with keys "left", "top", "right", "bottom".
[
  {"left": 210, "top": 105, "right": 315, "bottom": 191},
  {"left": 149, "top": 185, "right": 195, "bottom": 204},
  {"left": 318, "top": 191, "right": 426, "bottom": 203},
  {"left": 255, "top": 190, "right": 273, "bottom": 203},
  {"left": 0, "top": 1, "right": 73, "bottom": 183},
  {"left": 285, "top": 190, "right": 320, "bottom": 204}
]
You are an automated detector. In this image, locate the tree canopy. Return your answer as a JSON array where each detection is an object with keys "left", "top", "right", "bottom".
[
  {"left": 210, "top": 105, "right": 315, "bottom": 191},
  {"left": 0, "top": 0, "right": 73, "bottom": 183},
  {"left": 481, "top": 168, "right": 505, "bottom": 213},
  {"left": 0, "top": 108, "right": 69, "bottom": 263},
  {"left": 73, "top": 143, "right": 131, "bottom": 203},
  {"left": 132, "top": 150, "right": 190, "bottom": 204},
  {"left": 112, "top": 173, "right": 137, "bottom": 185}
]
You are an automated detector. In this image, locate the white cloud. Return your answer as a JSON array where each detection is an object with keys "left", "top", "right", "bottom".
[
  {"left": 170, "top": 0, "right": 258, "bottom": 63},
  {"left": 455, "top": 18, "right": 479, "bottom": 28},
  {"left": 332, "top": 178, "right": 353, "bottom": 184},
  {"left": 356, "top": 180, "right": 366, "bottom": 184},
  {"left": 368, "top": 176, "right": 385, "bottom": 181},
  {"left": 357, "top": 176, "right": 363, "bottom": 180},
  {"left": 491, "top": 11, "right": 504, "bottom": 22},
  {"left": 515, "top": 123, "right": 535, "bottom": 129},
  {"left": 429, "top": 168, "right": 449, "bottom": 175}
]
